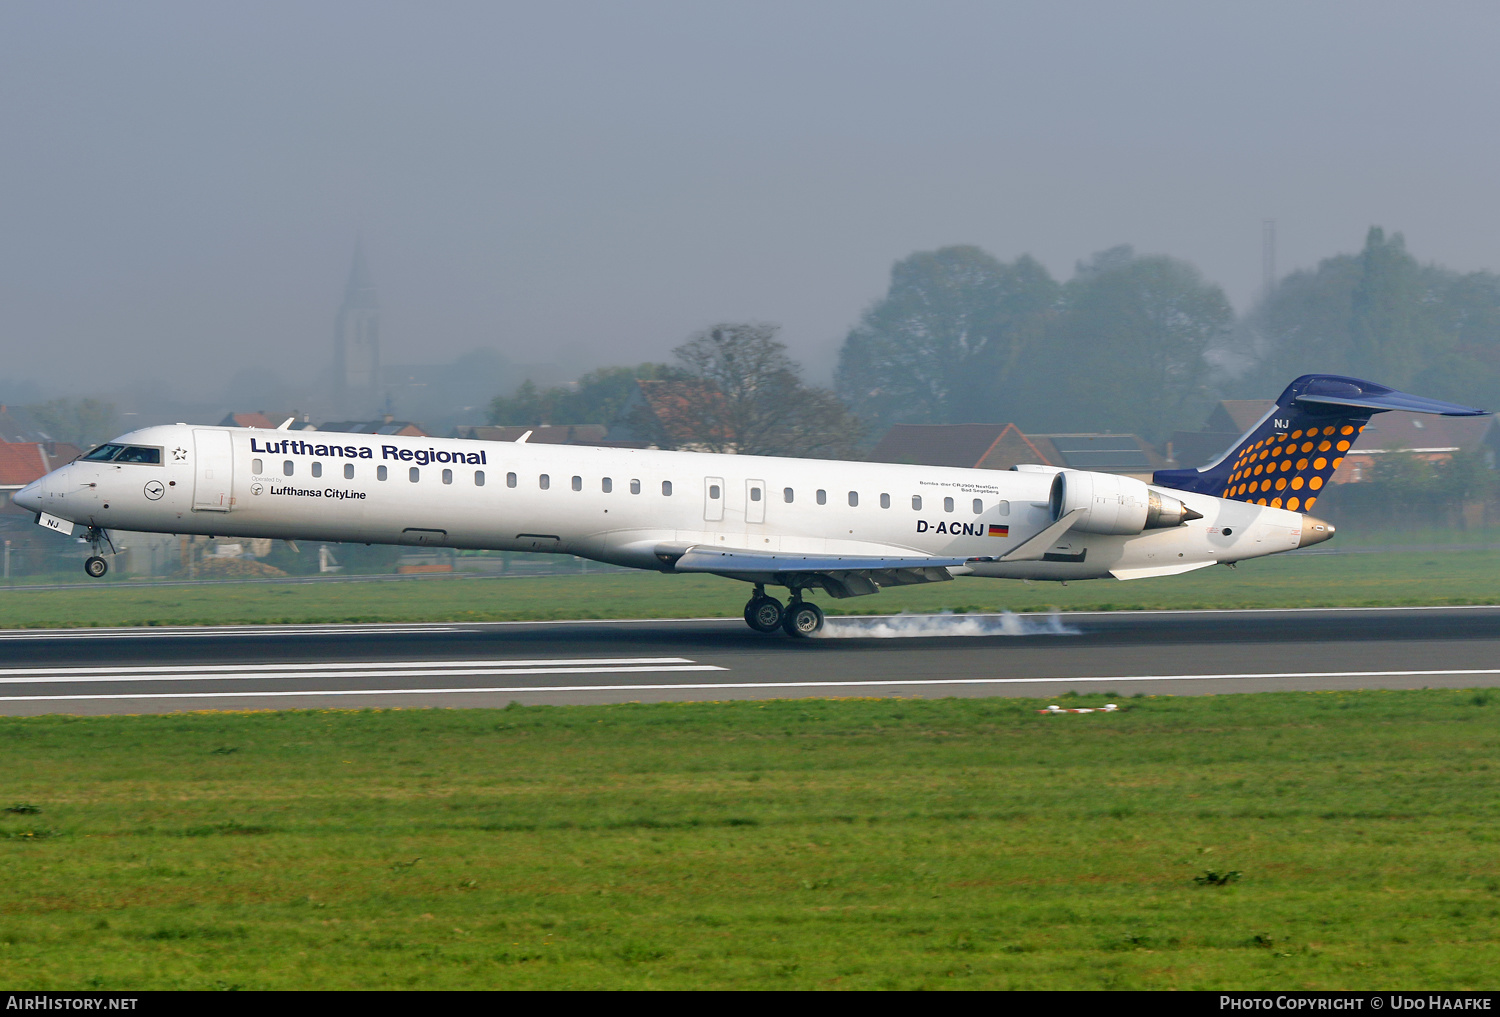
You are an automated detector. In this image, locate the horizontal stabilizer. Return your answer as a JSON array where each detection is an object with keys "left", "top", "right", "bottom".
[{"left": 1154, "top": 374, "right": 1488, "bottom": 506}]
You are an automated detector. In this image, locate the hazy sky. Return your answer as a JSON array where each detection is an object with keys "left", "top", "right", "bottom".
[{"left": 4, "top": 1, "right": 1500, "bottom": 394}]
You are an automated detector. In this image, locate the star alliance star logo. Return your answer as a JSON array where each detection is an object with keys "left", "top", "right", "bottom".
[{"left": 172, "top": 447, "right": 187, "bottom": 461}]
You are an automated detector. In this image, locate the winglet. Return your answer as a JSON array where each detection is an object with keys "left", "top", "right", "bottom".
[
  {"left": 517, "top": 430, "right": 533, "bottom": 444},
  {"left": 277, "top": 417, "right": 295, "bottom": 430}
]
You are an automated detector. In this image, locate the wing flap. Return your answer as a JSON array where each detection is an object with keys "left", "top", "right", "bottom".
[
  {"left": 671, "top": 548, "right": 969, "bottom": 573},
  {"left": 1110, "top": 561, "right": 1217, "bottom": 581}
]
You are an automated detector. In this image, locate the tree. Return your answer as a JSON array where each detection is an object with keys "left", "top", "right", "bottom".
[
  {"left": 488, "top": 364, "right": 680, "bottom": 427},
  {"left": 1348, "top": 227, "right": 1442, "bottom": 388},
  {"left": 24, "top": 398, "right": 120, "bottom": 448},
  {"left": 1021, "top": 247, "right": 1232, "bottom": 441},
  {"left": 1235, "top": 227, "right": 1497, "bottom": 401},
  {"left": 835, "top": 246, "right": 1058, "bottom": 429},
  {"left": 648, "top": 323, "right": 862, "bottom": 458}
]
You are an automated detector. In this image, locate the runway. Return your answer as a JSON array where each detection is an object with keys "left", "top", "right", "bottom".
[{"left": 1, "top": 605, "right": 1498, "bottom": 714}]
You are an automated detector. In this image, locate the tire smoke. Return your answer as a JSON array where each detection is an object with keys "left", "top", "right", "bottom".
[{"left": 816, "top": 610, "right": 1079, "bottom": 638}]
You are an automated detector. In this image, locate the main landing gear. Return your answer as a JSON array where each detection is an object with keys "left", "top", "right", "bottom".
[
  {"left": 82, "top": 526, "right": 116, "bottom": 579},
  {"left": 743, "top": 586, "right": 824, "bottom": 639}
]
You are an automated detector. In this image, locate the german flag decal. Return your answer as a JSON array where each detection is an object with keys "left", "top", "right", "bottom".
[{"left": 988, "top": 524, "right": 1009, "bottom": 537}]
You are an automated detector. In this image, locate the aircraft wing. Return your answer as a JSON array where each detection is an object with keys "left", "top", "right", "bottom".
[{"left": 661, "top": 544, "right": 967, "bottom": 599}]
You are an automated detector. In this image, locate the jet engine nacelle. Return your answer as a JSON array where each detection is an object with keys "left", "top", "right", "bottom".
[{"left": 1049, "top": 470, "right": 1201, "bottom": 535}]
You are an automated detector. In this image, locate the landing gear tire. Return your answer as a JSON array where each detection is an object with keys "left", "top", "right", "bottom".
[
  {"left": 744, "top": 596, "right": 784, "bottom": 633},
  {"left": 84, "top": 556, "right": 108, "bottom": 579},
  {"left": 782, "top": 600, "right": 824, "bottom": 638}
]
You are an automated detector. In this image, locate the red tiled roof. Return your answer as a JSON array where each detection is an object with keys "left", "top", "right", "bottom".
[
  {"left": 0, "top": 442, "right": 49, "bottom": 487},
  {"left": 222, "top": 412, "right": 279, "bottom": 430},
  {"left": 868, "top": 423, "right": 1015, "bottom": 468},
  {"left": 1352, "top": 411, "right": 1494, "bottom": 452}
]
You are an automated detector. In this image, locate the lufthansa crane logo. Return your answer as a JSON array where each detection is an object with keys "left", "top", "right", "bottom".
[
  {"left": 143, "top": 480, "right": 165, "bottom": 500},
  {"left": 251, "top": 483, "right": 263, "bottom": 496}
]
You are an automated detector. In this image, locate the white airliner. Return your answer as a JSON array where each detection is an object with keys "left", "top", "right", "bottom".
[{"left": 12, "top": 375, "right": 1485, "bottom": 637}]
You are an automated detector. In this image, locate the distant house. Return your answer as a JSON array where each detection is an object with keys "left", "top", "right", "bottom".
[
  {"left": 868, "top": 423, "right": 1164, "bottom": 481},
  {"left": 219, "top": 412, "right": 318, "bottom": 431},
  {"left": 0, "top": 441, "right": 82, "bottom": 509},
  {"left": 450, "top": 424, "right": 612, "bottom": 445},
  {"left": 869, "top": 423, "right": 1036, "bottom": 470},
  {"left": 318, "top": 417, "right": 428, "bottom": 438},
  {"left": 219, "top": 411, "right": 279, "bottom": 430},
  {"left": 1168, "top": 399, "right": 1276, "bottom": 469},
  {"left": 1329, "top": 411, "right": 1498, "bottom": 484}
]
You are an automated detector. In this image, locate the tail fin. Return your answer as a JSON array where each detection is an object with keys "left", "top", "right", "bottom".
[{"left": 1153, "top": 375, "right": 1487, "bottom": 511}]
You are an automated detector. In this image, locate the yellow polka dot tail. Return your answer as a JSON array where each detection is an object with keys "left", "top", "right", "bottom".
[{"left": 1153, "top": 375, "right": 1487, "bottom": 506}]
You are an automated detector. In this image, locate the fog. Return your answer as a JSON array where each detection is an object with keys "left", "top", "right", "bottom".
[{"left": 3, "top": 1, "right": 1499, "bottom": 414}]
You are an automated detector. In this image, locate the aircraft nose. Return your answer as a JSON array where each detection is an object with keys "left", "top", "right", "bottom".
[
  {"left": 1297, "top": 515, "right": 1336, "bottom": 548},
  {"left": 12, "top": 480, "right": 42, "bottom": 513}
]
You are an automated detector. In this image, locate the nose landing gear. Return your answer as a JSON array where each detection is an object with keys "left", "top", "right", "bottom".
[{"left": 81, "top": 526, "right": 117, "bottom": 579}]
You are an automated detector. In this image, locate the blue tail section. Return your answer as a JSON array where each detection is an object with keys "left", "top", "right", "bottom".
[{"left": 1153, "top": 375, "right": 1487, "bottom": 511}]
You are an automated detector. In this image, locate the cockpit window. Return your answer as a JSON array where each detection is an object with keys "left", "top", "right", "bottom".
[
  {"left": 82, "top": 444, "right": 124, "bottom": 462},
  {"left": 114, "top": 446, "right": 162, "bottom": 465}
]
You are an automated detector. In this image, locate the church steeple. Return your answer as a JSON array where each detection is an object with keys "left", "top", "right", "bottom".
[{"left": 334, "top": 241, "right": 381, "bottom": 404}]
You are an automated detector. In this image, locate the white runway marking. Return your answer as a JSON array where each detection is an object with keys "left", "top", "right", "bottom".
[
  {"left": 0, "top": 625, "right": 463, "bottom": 640},
  {"left": 0, "top": 665, "right": 723, "bottom": 687},
  {"left": 0, "top": 667, "right": 1495, "bottom": 702},
  {"left": 0, "top": 658, "right": 701, "bottom": 683}
]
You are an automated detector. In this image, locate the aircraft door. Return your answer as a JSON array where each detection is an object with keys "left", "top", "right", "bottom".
[
  {"left": 192, "top": 428, "right": 234, "bottom": 511},
  {"left": 746, "top": 479, "right": 765, "bottom": 524},
  {"left": 703, "top": 477, "right": 724, "bottom": 522}
]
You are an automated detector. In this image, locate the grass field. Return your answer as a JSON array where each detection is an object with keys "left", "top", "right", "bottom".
[
  {"left": 0, "top": 691, "right": 1496, "bottom": 989},
  {"left": 2, "top": 547, "right": 1500, "bottom": 628}
]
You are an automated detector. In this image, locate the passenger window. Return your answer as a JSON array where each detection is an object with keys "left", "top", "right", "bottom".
[
  {"left": 912, "top": 495, "right": 922, "bottom": 510},
  {"left": 82, "top": 444, "right": 124, "bottom": 462},
  {"left": 751, "top": 487, "right": 762, "bottom": 502},
  {"left": 973, "top": 498, "right": 982, "bottom": 514},
  {"left": 784, "top": 487, "right": 794, "bottom": 503},
  {"left": 251, "top": 458, "right": 263, "bottom": 473},
  {"left": 602, "top": 477, "right": 612, "bottom": 493},
  {"left": 879, "top": 493, "right": 890, "bottom": 509},
  {"left": 709, "top": 484, "right": 721, "bottom": 499},
  {"left": 442, "top": 469, "right": 453, "bottom": 485},
  {"left": 944, "top": 497, "right": 954, "bottom": 512},
  {"left": 572, "top": 476, "right": 582, "bottom": 492},
  {"left": 998, "top": 499, "right": 1009, "bottom": 516},
  {"left": 630, "top": 479, "right": 641, "bottom": 494},
  {"left": 507, "top": 472, "right": 517, "bottom": 488},
  {"left": 344, "top": 463, "right": 354, "bottom": 480},
  {"left": 848, "top": 491, "right": 858, "bottom": 507},
  {"left": 283, "top": 461, "right": 294, "bottom": 477},
  {"left": 115, "top": 446, "right": 161, "bottom": 464},
  {"left": 409, "top": 467, "right": 420, "bottom": 483},
  {"left": 540, "top": 474, "right": 550, "bottom": 490},
  {"left": 816, "top": 489, "right": 826, "bottom": 505},
  {"left": 662, "top": 481, "right": 673, "bottom": 496},
  {"left": 377, "top": 465, "right": 388, "bottom": 481},
  {"left": 311, "top": 462, "right": 322, "bottom": 478}
]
